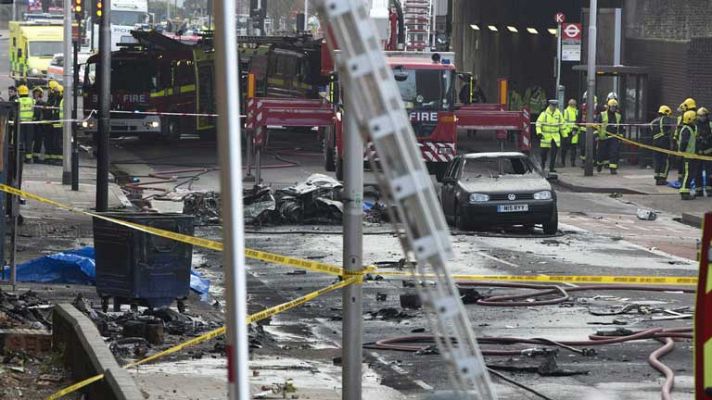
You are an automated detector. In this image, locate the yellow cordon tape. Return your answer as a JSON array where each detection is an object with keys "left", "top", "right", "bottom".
[
  {"left": 46, "top": 374, "right": 105, "bottom": 400},
  {"left": 2, "top": 183, "right": 696, "bottom": 286},
  {"left": 0, "top": 184, "right": 350, "bottom": 277},
  {"left": 6, "top": 180, "right": 695, "bottom": 399},
  {"left": 377, "top": 272, "right": 697, "bottom": 286},
  {"left": 47, "top": 276, "right": 360, "bottom": 399},
  {"left": 607, "top": 133, "right": 712, "bottom": 162}
]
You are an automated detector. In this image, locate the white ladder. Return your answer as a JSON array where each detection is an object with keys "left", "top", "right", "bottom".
[
  {"left": 403, "top": 0, "right": 431, "bottom": 50},
  {"left": 317, "top": 0, "right": 496, "bottom": 397}
]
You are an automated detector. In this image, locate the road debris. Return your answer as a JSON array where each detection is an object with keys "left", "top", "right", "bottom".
[
  {"left": 183, "top": 191, "right": 222, "bottom": 225},
  {"left": 636, "top": 208, "right": 658, "bottom": 221}
]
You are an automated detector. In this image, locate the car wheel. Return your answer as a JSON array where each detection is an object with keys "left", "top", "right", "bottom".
[{"left": 542, "top": 206, "right": 558, "bottom": 235}]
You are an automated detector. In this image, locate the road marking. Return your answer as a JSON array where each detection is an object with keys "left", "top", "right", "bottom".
[
  {"left": 616, "top": 224, "right": 630, "bottom": 230},
  {"left": 369, "top": 352, "right": 433, "bottom": 391},
  {"left": 476, "top": 251, "right": 519, "bottom": 268}
]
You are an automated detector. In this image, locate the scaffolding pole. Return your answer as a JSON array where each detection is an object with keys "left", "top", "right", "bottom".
[
  {"left": 341, "top": 94, "right": 363, "bottom": 400},
  {"left": 213, "top": 1, "right": 250, "bottom": 399}
]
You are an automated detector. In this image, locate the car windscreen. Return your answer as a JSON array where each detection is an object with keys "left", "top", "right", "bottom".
[
  {"left": 459, "top": 157, "right": 534, "bottom": 180},
  {"left": 29, "top": 41, "right": 62, "bottom": 57},
  {"left": 85, "top": 60, "right": 157, "bottom": 92},
  {"left": 112, "top": 11, "right": 147, "bottom": 26},
  {"left": 393, "top": 68, "right": 454, "bottom": 110}
]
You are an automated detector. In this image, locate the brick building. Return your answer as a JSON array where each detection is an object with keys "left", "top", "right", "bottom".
[{"left": 624, "top": 0, "right": 712, "bottom": 115}]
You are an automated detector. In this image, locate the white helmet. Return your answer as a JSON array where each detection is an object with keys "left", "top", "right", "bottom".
[{"left": 606, "top": 91, "right": 618, "bottom": 101}]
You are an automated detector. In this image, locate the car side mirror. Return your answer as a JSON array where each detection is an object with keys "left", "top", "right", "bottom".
[
  {"left": 442, "top": 176, "right": 456, "bottom": 184},
  {"left": 545, "top": 173, "right": 558, "bottom": 182}
]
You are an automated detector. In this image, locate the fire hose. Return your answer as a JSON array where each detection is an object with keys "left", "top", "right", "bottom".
[{"left": 367, "top": 280, "right": 694, "bottom": 399}]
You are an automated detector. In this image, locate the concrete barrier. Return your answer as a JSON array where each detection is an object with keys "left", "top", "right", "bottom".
[{"left": 52, "top": 303, "right": 143, "bottom": 400}]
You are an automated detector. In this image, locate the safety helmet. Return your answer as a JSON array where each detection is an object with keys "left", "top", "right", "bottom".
[
  {"left": 698, "top": 107, "right": 710, "bottom": 116},
  {"left": 683, "top": 110, "right": 697, "bottom": 124},
  {"left": 17, "top": 85, "right": 29, "bottom": 96},
  {"left": 607, "top": 99, "right": 619, "bottom": 108},
  {"left": 56, "top": 85, "right": 64, "bottom": 94},
  {"left": 679, "top": 98, "right": 697, "bottom": 112},
  {"left": 658, "top": 105, "right": 672, "bottom": 116},
  {"left": 48, "top": 80, "right": 59, "bottom": 91},
  {"left": 606, "top": 92, "right": 618, "bottom": 101}
]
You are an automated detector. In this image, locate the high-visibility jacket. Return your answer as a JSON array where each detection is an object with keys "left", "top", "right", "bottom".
[
  {"left": 562, "top": 105, "right": 579, "bottom": 140},
  {"left": 535, "top": 108, "right": 564, "bottom": 148},
  {"left": 52, "top": 98, "right": 63, "bottom": 128},
  {"left": 678, "top": 124, "right": 697, "bottom": 154},
  {"left": 598, "top": 111, "right": 622, "bottom": 140},
  {"left": 651, "top": 115, "right": 674, "bottom": 142},
  {"left": 17, "top": 96, "right": 34, "bottom": 122}
]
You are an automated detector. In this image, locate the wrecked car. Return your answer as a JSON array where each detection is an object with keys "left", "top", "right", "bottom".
[{"left": 440, "top": 152, "right": 558, "bottom": 234}]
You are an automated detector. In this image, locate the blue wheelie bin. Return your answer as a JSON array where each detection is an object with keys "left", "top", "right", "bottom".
[{"left": 93, "top": 212, "right": 194, "bottom": 312}]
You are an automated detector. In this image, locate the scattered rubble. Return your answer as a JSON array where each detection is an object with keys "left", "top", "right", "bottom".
[
  {"left": 183, "top": 191, "right": 222, "bottom": 225},
  {"left": 242, "top": 175, "right": 390, "bottom": 226},
  {"left": 636, "top": 208, "right": 657, "bottom": 221}
]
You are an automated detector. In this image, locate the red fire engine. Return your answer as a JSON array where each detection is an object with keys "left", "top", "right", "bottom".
[
  {"left": 81, "top": 31, "right": 216, "bottom": 141},
  {"left": 244, "top": 46, "right": 531, "bottom": 181}
]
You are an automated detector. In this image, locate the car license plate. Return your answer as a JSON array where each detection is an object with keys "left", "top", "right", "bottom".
[{"left": 497, "top": 204, "right": 529, "bottom": 213}]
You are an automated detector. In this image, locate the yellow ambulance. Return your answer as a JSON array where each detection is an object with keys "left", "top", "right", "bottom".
[{"left": 9, "top": 21, "right": 63, "bottom": 86}]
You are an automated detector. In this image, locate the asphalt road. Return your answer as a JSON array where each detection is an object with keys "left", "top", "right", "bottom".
[{"left": 109, "top": 129, "right": 699, "bottom": 400}]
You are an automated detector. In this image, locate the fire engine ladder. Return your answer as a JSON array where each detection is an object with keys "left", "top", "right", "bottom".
[
  {"left": 403, "top": 0, "right": 432, "bottom": 50},
  {"left": 317, "top": 0, "right": 496, "bottom": 397}
]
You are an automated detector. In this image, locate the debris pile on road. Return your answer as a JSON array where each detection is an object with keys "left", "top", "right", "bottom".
[
  {"left": 242, "top": 175, "right": 390, "bottom": 225},
  {"left": 275, "top": 174, "right": 343, "bottom": 224},
  {"left": 244, "top": 186, "right": 276, "bottom": 225},
  {"left": 0, "top": 289, "right": 52, "bottom": 330},
  {"left": 636, "top": 208, "right": 658, "bottom": 221},
  {"left": 70, "top": 294, "right": 222, "bottom": 362},
  {"left": 183, "top": 191, "right": 222, "bottom": 225}
]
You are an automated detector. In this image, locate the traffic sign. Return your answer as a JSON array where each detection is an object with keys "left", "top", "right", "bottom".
[
  {"left": 561, "top": 23, "right": 582, "bottom": 62},
  {"left": 555, "top": 12, "right": 566, "bottom": 24},
  {"left": 563, "top": 23, "right": 582, "bottom": 41}
]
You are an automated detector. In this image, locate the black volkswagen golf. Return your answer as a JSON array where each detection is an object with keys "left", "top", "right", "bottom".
[{"left": 440, "top": 152, "right": 558, "bottom": 234}]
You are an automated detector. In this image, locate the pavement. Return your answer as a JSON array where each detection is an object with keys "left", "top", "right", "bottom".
[
  {"left": 18, "top": 153, "right": 130, "bottom": 223},
  {"left": 553, "top": 164, "right": 712, "bottom": 229}
]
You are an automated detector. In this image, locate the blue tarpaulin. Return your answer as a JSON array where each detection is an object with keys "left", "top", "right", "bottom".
[{"left": 2, "top": 247, "right": 210, "bottom": 298}]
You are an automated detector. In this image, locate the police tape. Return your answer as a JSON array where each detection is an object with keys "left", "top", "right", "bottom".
[
  {"left": 376, "top": 271, "right": 698, "bottom": 286},
  {"left": 46, "top": 374, "right": 106, "bottom": 400},
  {"left": 606, "top": 133, "right": 712, "bottom": 161},
  {"left": 46, "top": 277, "right": 359, "bottom": 400},
  {"left": 0, "top": 184, "right": 351, "bottom": 277}
]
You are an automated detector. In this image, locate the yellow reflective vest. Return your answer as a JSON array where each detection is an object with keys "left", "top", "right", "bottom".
[
  {"left": 535, "top": 108, "right": 564, "bottom": 149},
  {"left": 17, "top": 96, "right": 34, "bottom": 122},
  {"left": 562, "top": 105, "right": 579, "bottom": 141}
]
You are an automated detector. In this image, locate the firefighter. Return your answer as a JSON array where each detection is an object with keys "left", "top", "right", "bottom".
[
  {"left": 675, "top": 98, "right": 697, "bottom": 182},
  {"left": 31, "top": 87, "right": 48, "bottom": 163},
  {"left": 561, "top": 98, "right": 579, "bottom": 167},
  {"left": 596, "top": 98, "right": 623, "bottom": 174},
  {"left": 535, "top": 99, "right": 564, "bottom": 173},
  {"left": 679, "top": 110, "right": 699, "bottom": 200},
  {"left": 47, "top": 84, "right": 63, "bottom": 164},
  {"left": 16, "top": 85, "right": 35, "bottom": 164},
  {"left": 650, "top": 105, "right": 675, "bottom": 185},
  {"left": 696, "top": 107, "right": 712, "bottom": 196}
]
